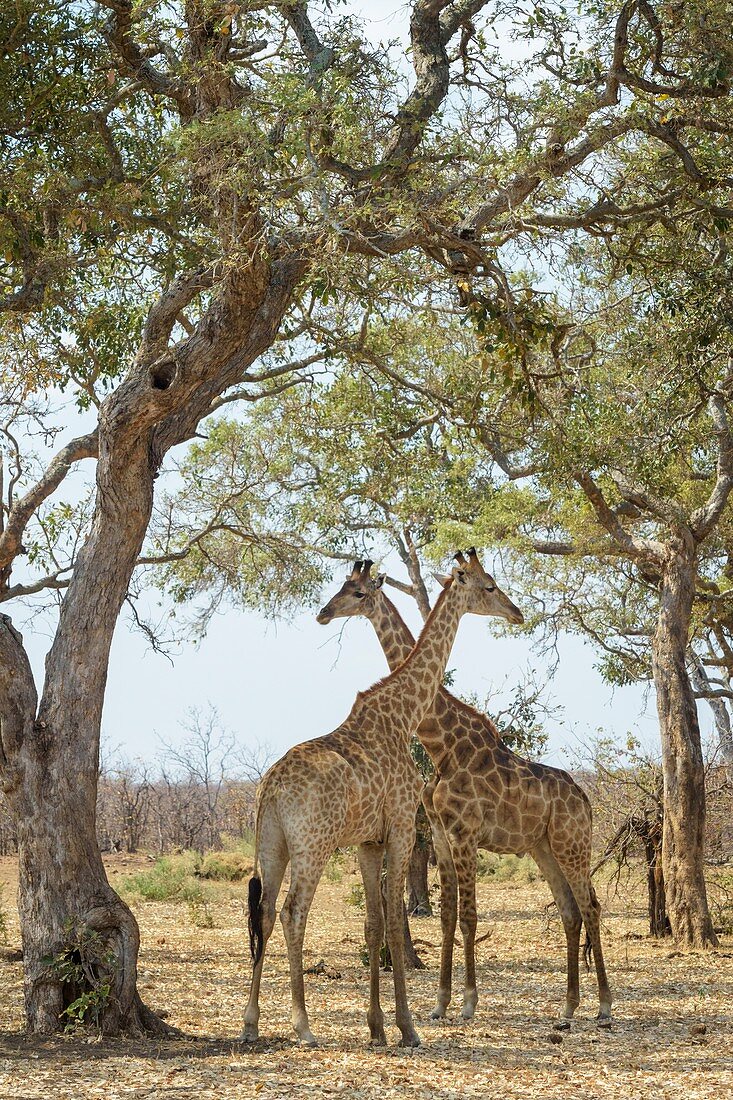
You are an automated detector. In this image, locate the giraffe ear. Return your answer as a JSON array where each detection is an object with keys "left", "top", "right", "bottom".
[
  {"left": 431, "top": 571, "right": 452, "bottom": 589},
  {"left": 374, "top": 573, "right": 386, "bottom": 589}
]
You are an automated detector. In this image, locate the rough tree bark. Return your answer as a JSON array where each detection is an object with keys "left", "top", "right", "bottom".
[
  {"left": 652, "top": 533, "right": 718, "bottom": 947},
  {"left": 406, "top": 844, "right": 432, "bottom": 917},
  {"left": 646, "top": 839, "right": 671, "bottom": 939},
  {"left": 11, "top": 436, "right": 165, "bottom": 1034}
]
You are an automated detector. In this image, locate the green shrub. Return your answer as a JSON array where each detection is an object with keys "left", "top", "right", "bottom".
[
  {"left": 42, "top": 920, "right": 115, "bottom": 1032},
  {"left": 476, "top": 852, "right": 538, "bottom": 884},
  {"left": 198, "top": 850, "right": 252, "bottom": 881},
  {"left": 121, "top": 853, "right": 199, "bottom": 901},
  {"left": 186, "top": 891, "right": 215, "bottom": 928},
  {"left": 345, "top": 883, "right": 365, "bottom": 910}
]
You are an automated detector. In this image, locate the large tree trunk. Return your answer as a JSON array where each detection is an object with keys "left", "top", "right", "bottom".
[
  {"left": 652, "top": 533, "right": 718, "bottom": 947},
  {"left": 12, "top": 439, "right": 170, "bottom": 1034},
  {"left": 0, "top": 242, "right": 300, "bottom": 1032},
  {"left": 638, "top": 819, "right": 671, "bottom": 938},
  {"left": 0, "top": 613, "right": 164, "bottom": 1034},
  {"left": 406, "top": 842, "right": 432, "bottom": 917}
]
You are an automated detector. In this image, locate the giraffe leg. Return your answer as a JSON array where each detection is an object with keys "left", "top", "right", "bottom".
[
  {"left": 428, "top": 816, "right": 457, "bottom": 1019},
  {"left": 385, "top": 833, "right": 421, "bottom": 1047},
  {"left": 280, "top": 854, "right": 327, "bottom": 1046},
  {"left": 563, "top": 870, "right": 612, "bottom": 1021},
  {"left": 242, "top": 831, "right": 288, "bottom": 1042},
  {"left": 451, "top": 837, "right": 479, "bottom": 1020},
  {"left": 357, "top": 842, "right": 387, "bottom": 1046},
  {"left": 531, "top": 840, "right": 582, "bottom": 1024}
]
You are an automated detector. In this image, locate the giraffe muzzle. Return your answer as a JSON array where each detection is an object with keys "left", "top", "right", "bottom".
[{"left": 316, "top": 608, "right": 333, "bottom": 624}]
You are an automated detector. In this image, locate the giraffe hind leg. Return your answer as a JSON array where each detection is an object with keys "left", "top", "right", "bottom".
[
  {"left": 531, "top": 839, "right": 581, "bottom": 1026},
  {"left": 242, "top": 827, "right": 288, "bottom": 1042},
  {"left": 384, "top": 834, "right": 421, "bottom": 1047},
  {"left": 280, "top": 851, "right": 328, "bottom": 1046},
  {"left": 357, "top": 842, "right": 387, "bottom": 1046},
  {"left": 562, "top": 868, "right": 612, "bottom": 1021}
]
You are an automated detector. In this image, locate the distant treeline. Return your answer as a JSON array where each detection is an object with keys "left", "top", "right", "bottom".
[
  {"left": 0, "top": 770, "right": 257, "bottom": 857},
  {"left": 0, "top": 760, "right": 730, "bottom": 868}
]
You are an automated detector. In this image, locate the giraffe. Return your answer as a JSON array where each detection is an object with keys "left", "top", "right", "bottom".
[
  {"left": 243, "top": 550, "right": 523, "bottom": 1048},
  {"left": 317, "top": 555, "right": 612, "bottom": 1027}
]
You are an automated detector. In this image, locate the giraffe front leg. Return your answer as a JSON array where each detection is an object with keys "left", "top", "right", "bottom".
[
  {"left": 357, "top": 842, "right": 387, "bottom": 1046},
  {"left": 429, "top": 818, "right": 457, "bottom": 1019},
  {"left": 452, "top": 838, "right": 479, "bottom": 1020},
  {"left": 385, "top": 833, "right": 421, "bottom": 1048}
]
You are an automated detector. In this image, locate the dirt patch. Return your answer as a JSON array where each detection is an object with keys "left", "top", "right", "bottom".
[{"left": 0, "top": 855, "right": 731, "bottom": 1098}]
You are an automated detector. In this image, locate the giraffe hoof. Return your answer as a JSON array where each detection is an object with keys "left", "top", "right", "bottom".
[
  {"left": 368, "top": 1034, "right": 387, "bottom": 1048},
  {"left": 397, "top": 1032, "right": 421, "bottom": 1048},
  {"left": 553, "top": 1019, "right": 571, "bottom": 1032},
  {"left": 241, "top": 1026, "right": 259, "bottom": 1043},
  {"left": 430, "top": 1007, "right": 447, "bottom": 1020},
  {"left": 596, "top": 1015, "right": 612, "bottom": 1029}
]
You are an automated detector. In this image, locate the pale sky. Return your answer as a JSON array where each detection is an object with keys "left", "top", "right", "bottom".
[{"left": 16, "top": 1, "right": 714, "bottom": 771}]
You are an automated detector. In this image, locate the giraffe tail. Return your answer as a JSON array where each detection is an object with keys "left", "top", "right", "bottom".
[
  {"left": 247, "top": 790, "right": 264, "bottom": 964},
  {"left": 248, "top": 876, "right": 264, "bottom": 964},
  {"left": 582, "top": 878, "right": 600, "bottom": 970}
]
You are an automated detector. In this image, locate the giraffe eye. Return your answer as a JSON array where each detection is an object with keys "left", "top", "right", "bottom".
[
  {"left": 486, "top": 585, "right": 495, "bottom": 592},
  {"left": 355, "top": 592, "right": 366, "bottom": 599}
]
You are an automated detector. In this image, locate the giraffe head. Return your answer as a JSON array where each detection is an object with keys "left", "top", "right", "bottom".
[
  {"left": 436, "top": 549, "right": 524, "bottom": 624},
  {"left": 316, "top": 560, "right": 385, "bottom": 624}
]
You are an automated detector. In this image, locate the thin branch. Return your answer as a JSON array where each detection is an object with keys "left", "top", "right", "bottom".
[
  {"left": 0, "top": 431, "right": 98, "bottom": 584},
  {"left": 691, "top": 367, "right": 733, "bottom": 542}
]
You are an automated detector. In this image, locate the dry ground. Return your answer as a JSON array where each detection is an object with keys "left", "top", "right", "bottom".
[{"left": 0, "top": 853, "right": 732, "bottom": 1099}]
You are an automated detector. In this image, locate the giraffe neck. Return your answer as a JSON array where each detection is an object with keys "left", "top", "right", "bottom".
[
  {"left": 369, "top": 594, "right": 418, "bottom": 670},
  {"left": 358, "top": 583, "right": 465, "bottom": 738},
  {"left": 368, "top": 592, "right": 464, "bottom": 760}
]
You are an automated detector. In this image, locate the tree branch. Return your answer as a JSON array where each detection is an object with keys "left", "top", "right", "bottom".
[
  {"left": 0, "top": 432, "right": 98, "bottom": 584},
  {"left": 691, "top": 368, "right": 733, "bottom": 542},
  {"left": 574, "top": 470, "right": 665, "bottom": 563}
]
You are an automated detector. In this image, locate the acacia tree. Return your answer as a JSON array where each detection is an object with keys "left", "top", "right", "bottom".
[{"left": 2, "top": 0, "right": 733, "bottom": 1033}]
